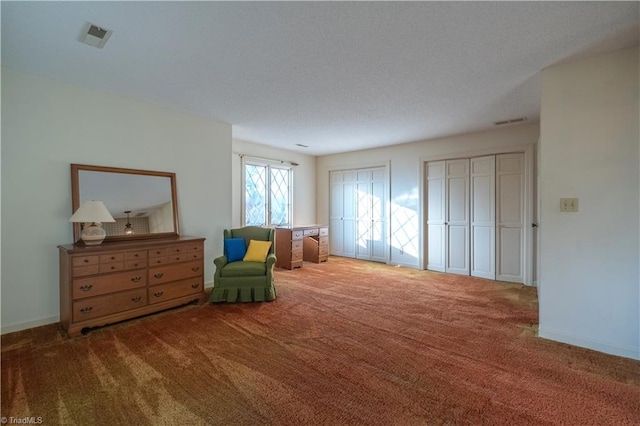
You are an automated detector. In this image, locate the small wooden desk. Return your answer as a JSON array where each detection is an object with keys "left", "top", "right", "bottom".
[{"left": 275, "top": 225, "right": 329, "bottom": 270}]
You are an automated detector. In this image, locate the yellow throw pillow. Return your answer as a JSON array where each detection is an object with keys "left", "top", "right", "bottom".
[{"left": 243, "top": 240, "right": 272, "bottom": 262}]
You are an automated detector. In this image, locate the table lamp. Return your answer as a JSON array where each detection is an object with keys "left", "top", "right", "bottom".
[{"left": 69, "top": 200, "right": 116, "bottom": 245}]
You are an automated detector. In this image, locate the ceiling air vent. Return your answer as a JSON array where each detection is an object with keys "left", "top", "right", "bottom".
[
  {"left": 80, "top": 23, "right": 112, "bottom": 49},
  {"left": 494, "top": 117, "right": 527, "bottom": 126}
]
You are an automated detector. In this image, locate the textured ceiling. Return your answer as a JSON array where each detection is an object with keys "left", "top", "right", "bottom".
[{"left": 2, "top": 2, "right": 638, "bottom": 155}]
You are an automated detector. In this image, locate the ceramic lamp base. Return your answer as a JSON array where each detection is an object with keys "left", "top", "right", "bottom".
[{"left": 81, "top": 222, "right": 107, "bottom": 245}]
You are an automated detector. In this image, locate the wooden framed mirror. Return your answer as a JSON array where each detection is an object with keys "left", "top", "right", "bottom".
[{"left": 71, "top": 164, "right": 179, "bottom": 243}]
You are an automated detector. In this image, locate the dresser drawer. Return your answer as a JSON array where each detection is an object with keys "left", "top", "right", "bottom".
[
  {"left": 168, "top": 245, "right": 188, "bottom": 256},
  {"left": 149, "top": 248, "right": 169, "bottom": 258},
  {"left": 168, "top": 253, "right": 187, "bottom": 263},
  {"left": 124, "top": 250, "right": 147, "bottom": 269},
  {"left": 99, "top": 262, "right": 125, "bottom": 274},
  {"left": 73, "top": 270, "right": 147, "bottom": 299},
  {"left": 149, "top": 260, "right": 203, "bottom": 285},
  {"left": 125, "top": 258, "right": 147, "bottom": 270},
  {"left": 187, "top": 243, "right": 204, "bottom": 253},
  {"left": 100, "top": 253, "right": 124, "bottom": 264},
  {"left": 73, "top": 288, "right": 147, "bottom": 322},
  {"left": 148, "top": 277, "right": 203, "bottom": 304},
  {"left": 73, "top": 264, "right": 100, "bottom": 277},
  {"left": 125, "top": 250, "right": 147, "bottom": 261},
  {"left": 149, "top": 256, "right": 169, "bottom": 266},
  {"left": 186, "top": 250, "right": 204, "bottom": 261},
  {"left": 73, "top": 256, "right": 99, "bottom": 268}
]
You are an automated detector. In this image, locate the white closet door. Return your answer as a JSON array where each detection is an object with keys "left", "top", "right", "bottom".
[
  {"left": 471, "top": 156, "right": 496, "bottom": 279},
  {"left": 426, "top": 161, "right": 446, "bottom": 272},
  {"left": 329, "top": 171, "right": 345, "bottom": 256},
  {"left": 342, "top": 172, "right": 357, "bottom": 258},
  {"left": 329, "top": 171, "right": 356, "bottom": 257},
  {"left": 370, "top": 167, "right": 388, "bottom": 262},
  {"left": 496, "top": 153, "right": 524, "bottom": 283},
  {"left": 446, "top": 159, "right": 470, "bottom": 275},
  {"left": 356, "top": 169, "right": 373, "bottom": 260}
]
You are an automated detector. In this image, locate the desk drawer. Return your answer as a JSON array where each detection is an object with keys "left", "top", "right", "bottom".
[{"left": 303, "top": 228, "right": 319, "bottom": 237}]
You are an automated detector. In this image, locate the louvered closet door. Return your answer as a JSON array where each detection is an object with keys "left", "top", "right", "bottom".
[
  {"left": 471, "top": 156, "right": 496, "bottom": 279},
  {"left": 496, "top": 153, "right": 525, "bottom": 283},
  {"left": 446, "top": 159, "right": 470, "bottom": 275}
]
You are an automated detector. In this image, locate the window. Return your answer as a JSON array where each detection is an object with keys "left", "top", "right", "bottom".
[{"left": 242, "top": 158, "right": 293, "bottom": 227}]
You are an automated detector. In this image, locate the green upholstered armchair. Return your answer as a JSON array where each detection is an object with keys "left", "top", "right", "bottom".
[{"left": 209, "top": 226, "right": 277, "bottom": 303}]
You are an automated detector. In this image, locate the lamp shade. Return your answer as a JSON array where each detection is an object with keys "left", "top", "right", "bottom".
[{"left": 69, "top": 201, "right": 115, "bottom": 223}]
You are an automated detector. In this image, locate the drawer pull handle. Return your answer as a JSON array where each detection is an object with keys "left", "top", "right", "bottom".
[
  {"left": 79, "top": 284, "right": 93, "bottom": 292},
  {"left": 131, "top": 277, "right": 142, "bottom": 283},
  {"left": 131, "top": 296, "right": 142, "bottom": 303},
  {"left": 80, "top": 307, "right": 93, "bottom": 314},
  {"left": 175, "top": 257, "right": 181, "bottom": 260},
  {"left": 110, "top": 266, "right": 116, "bottom": 270},
  {"left": 191, "top": 282, "right": 200, "bottom": 289},
  {"left": 84, "top": 259, "right": 89, "bottom": 263},
  {"left": 191, "top": 267, "right": 200, "bottom": 272},
  {"left": 153, "top": 291, "right": 164, "bottom": 298},
  {"left": 154, "top": 273, "right": 164, "bottom": 279}
]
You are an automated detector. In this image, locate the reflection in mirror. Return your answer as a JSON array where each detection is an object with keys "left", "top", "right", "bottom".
[{"left": 71, "top": 164, "right": 179, "bottom": 243}]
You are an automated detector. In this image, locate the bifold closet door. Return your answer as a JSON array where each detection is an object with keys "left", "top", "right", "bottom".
[
  {"left": 329, "top": 171, "right": 356, "bottom": 257},
  {"left": 330, "top": 167, "right": 387, "bottom": 261},
  {"left": 445, "top": 159, "right": 470, "bottom": 275},
  {"left": 470, "top": 156, "right": 496, "bottom": 279},
  {"left": 356, "top": 167, "right": 387, "bottom": 262},
  {"left": 426, "top": 162, "right": 446, "bottom": 272},
  {"left": 496, "top": 153, "right": 525, "bottom": 283},
  {"left": 426, "top": 159, "right": 470, "bottom": 275}
]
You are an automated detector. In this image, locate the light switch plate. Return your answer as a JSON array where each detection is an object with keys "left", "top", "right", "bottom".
[{"left": 560, "top": 198, "right": 579, "bottom": 212}]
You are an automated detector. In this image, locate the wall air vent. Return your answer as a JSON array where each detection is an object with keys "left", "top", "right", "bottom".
[
  {"left": 80, "top": 23, "right": 112, "bottom": 49},
  {"left": 494, "top": 117, "right": 528, "bottom": 126}
]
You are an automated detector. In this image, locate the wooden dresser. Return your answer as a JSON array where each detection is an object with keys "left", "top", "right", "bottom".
[
  {"left": 275, "top": 225, "right": 329, "bottom": 270},
  {"left": 58, "top": 236, "right": 205, "bottom": 336}
]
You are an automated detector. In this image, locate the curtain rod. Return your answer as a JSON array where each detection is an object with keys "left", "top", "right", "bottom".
[{"left": 234, "top": 152, "right": 299, "bottom": 166}]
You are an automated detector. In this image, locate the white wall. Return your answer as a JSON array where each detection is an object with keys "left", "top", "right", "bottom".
[
  {"left": 1, "top": 69, "right": 233, "bottom": 333},
  {"left": 231, "top": 139, "right": 317, "bottom": 227},
  {"left": 539, "top": 47, "right": 639, "bottom": 360},
  {"left": 317, "top": 123, "right": 539, "bottom": 268}
]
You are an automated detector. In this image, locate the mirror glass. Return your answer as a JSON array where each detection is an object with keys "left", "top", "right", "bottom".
[{"left": 71, "top": 164, "right": 179, "bottom": 242}]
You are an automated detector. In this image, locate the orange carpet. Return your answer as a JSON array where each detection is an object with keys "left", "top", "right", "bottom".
[{"left": 2, "top": 257, "right": 639, "bottom": 425}]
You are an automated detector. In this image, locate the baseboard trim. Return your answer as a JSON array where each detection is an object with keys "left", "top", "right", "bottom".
[
  {"left": 538, "top": 327, "right": 640, "bottom": 360},
  {"left": 387, "top": 261, "right": 420, "bottom": 269},
  {"left": 1, "top": 315, "right": 59, "bottom": 335}
]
